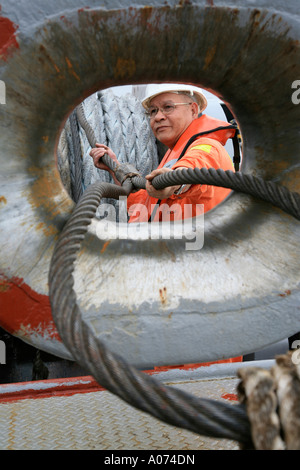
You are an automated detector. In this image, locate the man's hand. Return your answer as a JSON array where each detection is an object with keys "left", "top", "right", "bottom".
[
  {"left": 89, "top": 143, "right": 121, "bottom": 185},
  {"left": 89, "top": 143, "right": 119, "bottom": 170},
  {"left": 145, "top": 167, "right": 182, "bottom": 199}
]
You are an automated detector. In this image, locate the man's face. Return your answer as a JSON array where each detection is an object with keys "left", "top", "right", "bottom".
[{"left": 149, "top": 92, "right": 198, "bottom": 149}]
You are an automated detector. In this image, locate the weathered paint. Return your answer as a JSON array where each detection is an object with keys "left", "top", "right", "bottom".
[
  {"left": 221, "top": 393, "right": 238, "bottom": 401},
  {"left": 0, "top": 15, "right": 19, "bottom": 60},
  {"left": 0, "top": 361, "right": 243, "bottom": 404},
  {"left": 0, "top": 276, "right": 60, "bottom": 341},
  {"left": 0, "top": 0, "right": 299, "bottom": 366},
  {"left": 0, "top": 376, "right": 102, "bottom": 403}
]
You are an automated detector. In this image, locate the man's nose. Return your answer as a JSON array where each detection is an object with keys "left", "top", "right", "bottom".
[{"left": 154, "top": 108, "right": 166, "bottom": 119}]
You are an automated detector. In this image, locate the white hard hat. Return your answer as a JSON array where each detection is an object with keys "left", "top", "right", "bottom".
[{"left": 142, "top": 83, "right": 207, "bottom": 112}]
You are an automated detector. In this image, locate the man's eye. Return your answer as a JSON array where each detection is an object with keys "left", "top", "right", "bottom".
[
  {"left": 163, "top": 105, "right": 174, "bottom": 112},
  {"left": 149, "top": 108, "right": 158, "bottom": 117}
]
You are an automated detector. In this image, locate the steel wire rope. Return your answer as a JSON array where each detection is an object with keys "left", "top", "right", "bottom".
[
  {"left": 143, "top": 167, "right": 300, "bottom": 221},
  {"left": 76, "top": 101, "right": 300, "bottom": 221},
  {"left": 49, "top": 179, "right": 252, "bottom": 446},
  {"left": 48, "top": 103, "right": 300, "bottom": 445},
  {"left": 69, "top": 110, "right": 84, "bottom": 203}
]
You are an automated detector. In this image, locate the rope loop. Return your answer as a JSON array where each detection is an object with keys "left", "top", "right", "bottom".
[
  {"left": 50, "top": 97, "right": 300, "bottom": 448},
  {"left": 48, "top": 179, "right": 253, "bottom": 447},
  {"left": 48, "top": 165, "right": 300, "bottom": 447},
  {"left": 237, "top": 351, "right": 300, "bottom": 450}
]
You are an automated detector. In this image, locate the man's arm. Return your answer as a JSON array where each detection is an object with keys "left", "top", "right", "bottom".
[{"left": 145, "top": 167, "right": 191, "bottom": 199}]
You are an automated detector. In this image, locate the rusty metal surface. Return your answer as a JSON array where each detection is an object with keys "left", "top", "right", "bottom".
[
  {"left": 0, "top": 1, "right": 299, "bottom": 364},
  {"left": 0, "top": 361, "right": 254, "bottom": 450}
]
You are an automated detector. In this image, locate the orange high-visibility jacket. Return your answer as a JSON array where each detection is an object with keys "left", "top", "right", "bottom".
[{"left": 127, "top": 114, "right": 236, "bottom": 223}]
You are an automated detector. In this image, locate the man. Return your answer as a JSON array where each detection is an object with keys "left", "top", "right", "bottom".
[
  {"left": 90, "top": 84, "right": 236, "bottom": 222},
  {"left": 90, "top": 85, "right": 242, "bottom": 365}
]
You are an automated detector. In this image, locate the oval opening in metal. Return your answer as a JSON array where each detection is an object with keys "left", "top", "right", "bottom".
[{"left": 56, "top": 83, "right": 241, "bottom": 248}]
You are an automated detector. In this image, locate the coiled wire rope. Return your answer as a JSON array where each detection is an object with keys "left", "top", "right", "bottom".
[{"left": 49, "top": 101, "right": 300, "bottom": 448}]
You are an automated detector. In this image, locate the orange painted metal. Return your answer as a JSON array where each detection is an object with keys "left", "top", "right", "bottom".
[
  {"left": 0, "top": 276, "right": 60, "bottom": 340},
  {"left": 0, "top": 15, "right": 19, "bottom": 59}
]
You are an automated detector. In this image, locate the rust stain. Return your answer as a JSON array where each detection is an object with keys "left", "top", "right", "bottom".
[
  {"left": 65, "top": 56, "right": 80, "bottom": 81},
  {"left": 279, "top": 289, "right": 291, "bottom": 297},
  {"left": 35, "top": 220, "right": 57, "bottom": 237},
  {"left": 159, "top": 286, "right": 167, "bottom": 305},
  {"left": 279, "top": 168, "right": 300, "bottom": 193},
  {"left": 100, "top": 240, "right": 111, "bottom": 253},
  {"left": 0, "top": 196, "right": 7, "bottom": 205},
  {"left": 42, "top": 135, "right": 49, "bottom": 143},
  {"left": 178, "top": 0, "right": 193, "bottom": 5},
  {"left": 28, "top": 167, "right": 60, "bottom": 215},
  {"left": 0, "top": 16, "right": 19, "bottom": 61},
  {"left": 114, "top": 57, "right": 136, "bottom": 80},
  {"left": 27, "top": 164, "right": 71, "bottom": 221},
  {"left": 39, "top": 44, "right": 64, "bottom": 78},
  {"left": 203, "top": 44, "right": 217, "bottom": 70}
]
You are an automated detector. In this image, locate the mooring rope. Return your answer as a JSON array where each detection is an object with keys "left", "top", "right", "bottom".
[
  {"left": 237, "top": 351, "right": 300, "bottom": 450},
  {"left": 48, "top": 180, "right": 253, "bottom": 447},
  {"left": 68, "top": 110, "right": 84, "bottom": 203},
  {"left": 77, "top": 90, "right": 159, "bottom": 187},
  {"left": 48, "top": 101, "right": 300, "bottom": 449}
]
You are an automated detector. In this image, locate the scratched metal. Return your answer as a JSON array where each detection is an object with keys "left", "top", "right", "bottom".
[
  {"left": 0, "top": 1, "right": 299, "bottom": 365},
  {"left": 0, "top": 364, "right": 244, "bottom": 450}
]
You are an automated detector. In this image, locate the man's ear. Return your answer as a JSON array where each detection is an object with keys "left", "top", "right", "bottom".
[{"left": 191, "top": 101, "right": 199, "bottom": 118}]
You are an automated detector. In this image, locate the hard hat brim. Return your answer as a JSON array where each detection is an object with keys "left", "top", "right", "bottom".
[{"left": 142, "top": 87, "right": 207, "bottom": 113}]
